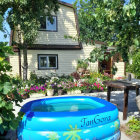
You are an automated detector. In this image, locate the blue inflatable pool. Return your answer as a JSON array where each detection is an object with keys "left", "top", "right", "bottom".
[{"left": 17, "top": 96, "right": 121, "bottom": 140}]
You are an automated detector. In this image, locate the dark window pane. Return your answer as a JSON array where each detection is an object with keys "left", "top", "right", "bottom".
[
  {"left": 49, "top": 56, "right": 56, "bottom": 68},
  {"left": 40, "top": 57, "right": 47, "bottom": 67},
  {"left": 40, "top": 16, "right": 46, "bottom": 29}
]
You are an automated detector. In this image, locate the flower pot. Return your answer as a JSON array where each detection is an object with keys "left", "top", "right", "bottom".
[
  {"left": 82, "top": 89, "right": 91, "bottom": 93},
  {"left": 58, "top": 89, "right": 63, "bottom": 96},
  {"left": 67, "top": 90, "right": 81, "bottom": 95},
  {"left": 30, "top": 93, "right": 45, "bottom": 98},
  {"left": 47, "top": 89, "right": 54, "bottom": 96},
  {"left": 67, "top": 90, "right": 72, "bottom": 95},
  {"left": 72, "top": 90, "right": 81, "bottom": 94}
]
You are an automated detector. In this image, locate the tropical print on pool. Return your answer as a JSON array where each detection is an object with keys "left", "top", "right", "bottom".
[
  {"left": 47, "top": 132, "right": 60, "bottom": 140},
  {"left": 114, "top": 121, "right": 119, "bottom": 132},
  {"left": 63, "top": 125, "right": 81, "bottom": 140}
]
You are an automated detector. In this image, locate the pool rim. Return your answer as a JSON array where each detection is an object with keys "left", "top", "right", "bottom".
[{"left": 21, "top": 96, "right": 117, "bottom": 118}]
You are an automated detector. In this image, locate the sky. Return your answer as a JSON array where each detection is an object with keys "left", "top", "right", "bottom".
[{"left": 0, "top": 0, "right": 75, "bottom": 43}]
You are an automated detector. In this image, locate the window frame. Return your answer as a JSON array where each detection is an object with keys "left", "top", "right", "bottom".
[
  {"left": 39, "top": 16, "right": 58, "bottom": 32},
  {"left": 38, "top": 54, "right": 58, "bottom": 70}
]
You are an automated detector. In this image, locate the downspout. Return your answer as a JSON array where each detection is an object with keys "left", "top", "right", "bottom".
[{"left": 18, "top": 49, "right": 22, "bottom": 78}]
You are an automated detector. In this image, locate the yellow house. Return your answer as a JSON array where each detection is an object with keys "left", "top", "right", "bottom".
[{"left": 9, "top": 1, "right": 125, "bottom": 79}]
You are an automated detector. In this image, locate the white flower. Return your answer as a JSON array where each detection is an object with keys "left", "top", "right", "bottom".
[{"left": 25, "top": 85, "right": 28, "bottom": 88}]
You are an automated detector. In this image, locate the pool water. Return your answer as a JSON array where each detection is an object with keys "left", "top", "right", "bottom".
[{"left": 31, "top": 101, "right": 101, "bottom": 112}]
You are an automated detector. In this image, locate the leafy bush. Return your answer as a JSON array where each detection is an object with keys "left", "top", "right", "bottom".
[
  {"left": 0, "top": 43, "right": 23, "bottom": 134},
  {"left": 77, "top": 59, "right": 88, "bottom": 69},
  {"left": 126, "top": 117, "right": 140, "bottom": 135},
  {"left": 89, "top": 71, "right": 112, "bottom": 81},
  {"left": 71, "top": 72, "right": 80, "bottom": 80},
  {"left": 30, "top": 72, "right": 49, "bottom": 85},
  {"left": 131, "top": 51, "right": 140, "bottom": 78}
]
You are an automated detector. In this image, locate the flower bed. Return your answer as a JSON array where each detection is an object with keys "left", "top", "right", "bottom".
[{"left": 16, "top": 71, "right": 111, "bottom": 98}]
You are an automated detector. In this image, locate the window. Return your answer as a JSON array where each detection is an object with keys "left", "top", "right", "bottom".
[
  {"left": 40, "top": 16, "right": 57, "bottom": 31},
  {"left": 38, "top": 55, "right": 58, "bottom": 69}
]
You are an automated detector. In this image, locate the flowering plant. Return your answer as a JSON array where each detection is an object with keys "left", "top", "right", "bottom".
[
  {"left": 57, "top": 82, "right": 64, "bottom": 89},
  {"left": 17, "top": 84, "right": 47, "bottom": 96},
  {"left": 46, "top": 78, "right": 58, "bottom": 89},
  {"left": 27, "top": 84, "right": 47, "bottom": 94},
  {"left": 92, "top": 82, "right": 104, "bottom": 91},
  {"left": 62, "top": 81, "right": 80, "bottom": 91},
  {"left": 47, "top": 82, "right": 56, "bottom": 89},
  {"left": 79, "top": 82, "right": 93, "bottom": 90}
]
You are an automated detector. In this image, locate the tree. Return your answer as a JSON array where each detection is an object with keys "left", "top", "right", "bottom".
[
  {"left": 0, "top": 0, "right": 59, "bottom": 81},
  {"left": 0, "top": 15, "right": 23, "bottom": 135},
  {"left": 75, "top": 0, "right": 140, "bottom": 62}
]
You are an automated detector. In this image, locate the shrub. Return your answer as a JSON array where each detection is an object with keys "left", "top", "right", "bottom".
[
  {"left": 77, "top": 59, "right": 88, "bottom": 69},
  {"left": 131, "top": 51, "right": 140, "bottom": 78},
  {"left": 126, "top": 117, "right": 140, "bottom": 135},
  {"left": 71, "top": 72, "right": 80, "bottom": 81},
  {"left": 0, "top": 43, "right": 23, "bottom": 134}
]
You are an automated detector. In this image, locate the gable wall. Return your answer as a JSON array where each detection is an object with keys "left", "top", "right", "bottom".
[{"left": 13, "top": 4, "right": 79, "bottom": 46}]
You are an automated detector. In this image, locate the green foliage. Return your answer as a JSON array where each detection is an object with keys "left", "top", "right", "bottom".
[
  {"left": 89, "top": 71, "right": 112, "bottom": 81},
  {"left": 0, "top": 0, "right": 59, "bottom": 80},
  {"left": 126, "top": 50, "right": 140, "bottom": 78},
  {"left": 126, "top": 117, "right": 140, "bottom": 135},
  {"left": 0, "top": 42, "right": 23, "bottom": 134},
  {"left": 77, "top": 59, "right": 88, "bottom": 69},
  {"left": 0, "top": 0, "right": 59, "bottom": 45},
  {"left": 0, "top": 15, "right": 3, "bottom": 31},
  {"left": 75, "top": 0, "right": 140, "bottom": 62},
  {"left": 130, "top": 51, "right": 140, "bottom": 78},
  {"left": 89, "top": 45, "right": 112, "bottom": 63}
]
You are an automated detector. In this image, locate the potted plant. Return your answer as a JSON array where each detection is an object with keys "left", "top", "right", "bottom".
[
  {"left": 65, "top": 81, "right": 81, "bottom": 95},
  {"left": 46, "top": 82, "right": 55, "bottom": 96},
  {"left": 25, "top": 84, "right": 47, "bottom": 98},
  {"left": 57, "top": 83, "right": 63, "bottom": 96},
  {"left": 80, "top": 82, "right": 92, "bottom": 93},
  {"left": 77, "top": 59, "right": 88, "bottom": 74}
]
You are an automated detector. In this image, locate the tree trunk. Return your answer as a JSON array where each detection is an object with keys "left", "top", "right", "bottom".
[{"left": 23, "top": 46, "right": 28, "bottom": 81}]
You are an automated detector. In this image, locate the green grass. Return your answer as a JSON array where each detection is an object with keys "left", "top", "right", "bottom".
[{"left": 125, "top": 117, "right": 140, "bottom": 135}]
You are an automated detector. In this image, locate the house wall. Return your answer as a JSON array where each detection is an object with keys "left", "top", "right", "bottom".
[
  {"left": 113, "top": 62, "right": 125, "bottom": 78},
  {"left": 35, "top": 5, "right": 79, "bottom": 45},
  {"left": 9, "top": 53, "right": 19, "bottom": 76},
  {"left": 19, "top": 44, "right": 98, "bottom": 78},
  {"left": 13, "top": 4, "right": 79, "bottom": 46},
  {"left": 9, "top": 44, "right": 125, "bottom": 79}
]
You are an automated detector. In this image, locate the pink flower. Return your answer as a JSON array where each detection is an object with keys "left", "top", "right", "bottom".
[
  {"left": 101, "top": 87, "right": 103, "bottom": 90},
  {"left": 94, "top": 83, "right": 97, "bottom": 86},
  {"left": 25, "top": 89, "right": 27, "bottom": 92}
]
